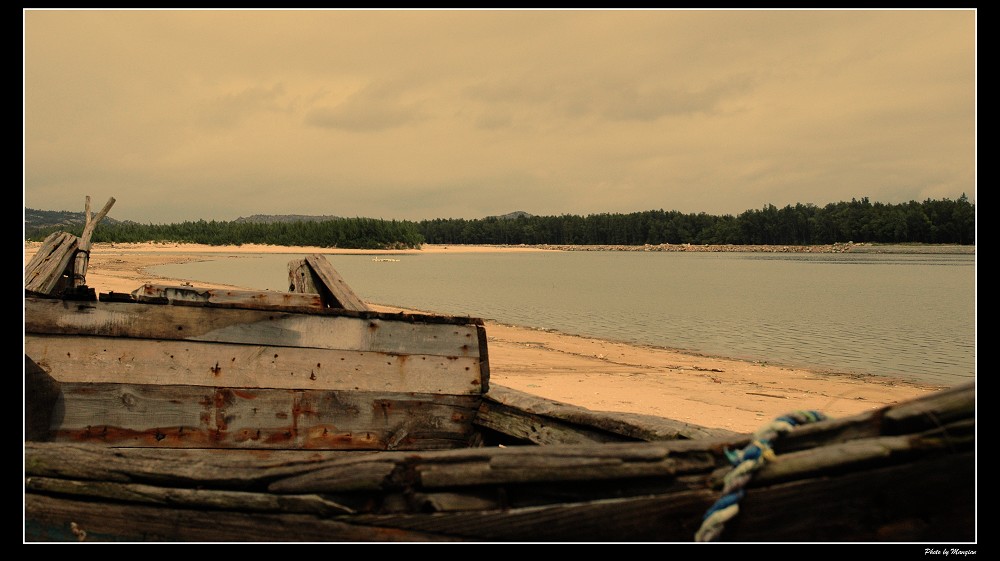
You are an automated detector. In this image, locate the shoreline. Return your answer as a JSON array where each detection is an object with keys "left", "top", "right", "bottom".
[{"left": 23, "top": 241, "right": 946, "bottom": 433}]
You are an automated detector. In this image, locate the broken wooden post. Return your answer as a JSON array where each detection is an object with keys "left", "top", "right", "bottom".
[
  {"left": 303, "top": 254, "right": 370, "bottom": 311},
  {"left": 71, "top": 196, "right": 115, "bottom": 288},
  {"left": 289, "top": 256, "right": 367, "bottom": 310},
  {"left": 288, "top": 258, "right": 320, "bottom": 295}
]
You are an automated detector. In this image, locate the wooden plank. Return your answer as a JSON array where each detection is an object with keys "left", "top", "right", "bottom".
[
  {"left": 24, "top": 231, "right": 78, "bottom": 295},
  {"left": 476, "top": 324, "right": 491, "bottom": 394},
  {"left": 776, "top": 381, "right": 977, "bottom": 453},
  {"left": 346, "top": 490, "right": 715, "bottom": 541},
  {"left": 25, "top": 297, "right": 483, "bottom": 358},
  {"left": 305, "top": 254, "right": 370, "bottom": 311},
  {"left": 474, "top": 400, "right": 632, "bottom": 445},
  {"left": 413, "top": 455, "right": 681, "bottom": 489},
  {"left": 479, "top": 386, "right": 739, "bottom": 442},
  {"left": 132, "top": 283, "right": 325, "bottom": 312},
  {"left": 26, "top": 476, "right": 357, "bottom": 515},
  {"left": 752, "top": 426, "right": 975, "bottom": 488},
  {"left": 25, "top": 441, "right": 398, "bottom": 491},
  {"left": 40, "top": 383, "right": 480, "bottom": 450},
  {"left": 26, "top": 334, "right": 486, "bottom": 395},
  {"left": 883, "top": 381, "right": 977, "bottom": 434},
  {"left": 24, "top": 494, "right": 455, "bottom": 542},
  {"left": 270, "top": 442, "right": 714, "bottom": 494},
  {"left": 21, "top": 440, "right": 716, "bottom": 497},
  {"left": 287, "top": 258, "right": 319, "bottom": 294}
]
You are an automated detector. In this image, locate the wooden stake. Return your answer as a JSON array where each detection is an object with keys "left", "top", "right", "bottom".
[{"left": 71, "top": 196, "right": 115, "bottom": 288}]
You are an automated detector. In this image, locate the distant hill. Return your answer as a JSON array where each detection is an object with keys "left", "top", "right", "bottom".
[
  {"left": 235, "top": 212, "right": 535, "bottom": 223},
  {"left": 232, "top": 214, "right": 344, "bottom": 224},
  {"left": 488, "top": 211, "right": 534, "bottom": 220},
  {"left": 24, "top": 208, "right": 124, "bottom": 231}
]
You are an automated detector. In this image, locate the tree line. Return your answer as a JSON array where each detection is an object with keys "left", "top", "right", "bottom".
[
  {"left": 26, "top": 217, "right": 425, "bottom": 249},
  {"left": 417, "top": 196, "right": 975, "bottom": 246},
  {"left": 25, "top": 195, "right": 974, "bottom": 248}
]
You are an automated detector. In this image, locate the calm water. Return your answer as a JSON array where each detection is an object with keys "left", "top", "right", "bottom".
[{"left": 151, "top": 250, "right": 976, "bottom": 387}]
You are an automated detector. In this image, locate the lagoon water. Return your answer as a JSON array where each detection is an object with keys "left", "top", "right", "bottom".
[{"left": 151, "top": 249, "right": 976, "bottom": 387}]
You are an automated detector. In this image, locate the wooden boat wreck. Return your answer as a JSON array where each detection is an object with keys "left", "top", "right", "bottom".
[{"left": 23, "top": 201, "right": 976, "bottom": 542}]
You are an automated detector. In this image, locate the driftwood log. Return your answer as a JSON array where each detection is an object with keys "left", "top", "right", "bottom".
[
  {"left": 24, "top": 383, "right": 975, "bottom": 542},
  {"left": 24, "top": 232, "right": 79, "bottom": 296}
]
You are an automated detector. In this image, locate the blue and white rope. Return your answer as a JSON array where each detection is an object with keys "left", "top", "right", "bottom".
[{"left": 694, "top": 410, "right": 828, "bottom": 542}]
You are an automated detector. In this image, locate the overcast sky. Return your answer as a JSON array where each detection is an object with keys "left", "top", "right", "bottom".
[{"left": 23, "top": 9, "right": 976, "bottom": 224}]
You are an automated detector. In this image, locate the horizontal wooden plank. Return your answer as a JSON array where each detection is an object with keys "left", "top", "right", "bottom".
[
  {"left": 478, "top": 386, "right": 739, "bottom": 443},
  {"left": 40, "top": 383, "right": 480, "bottom": 450},
  {"left": 776, "top": 381, "right": 977, "bottom": 454},
  {"left": 474, "top": 400, "right": 629, "bottom": 445},
  {"left": 25, "top": 298, "right": 483, "bottom": 358},
  {"left": 25, "top": 494, "right": 455, "bottom": 542},
  {"left": 26, "top": 334, "right": 485, "bottom": 395},
  {"left": 270, "top": 442, "right": 713, "bottom": 494},
  {"left": 26, "top": 476, "right": 357, "bottom": 515},
  {"left": 754, "top": 420, "right": 975, "bottom": 488},
  {"left": 132, "top": 284, "right": 325, "bottom": 312},
  {"left": 24, "top": 442, "right": 398, "bottom": 491}
]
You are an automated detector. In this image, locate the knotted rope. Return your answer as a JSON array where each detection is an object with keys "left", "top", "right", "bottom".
[{"left": 694, "top": 410, "right": 828, "bottom": 542}]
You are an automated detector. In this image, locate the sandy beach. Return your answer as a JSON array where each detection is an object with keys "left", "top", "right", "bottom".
[{"left": 23, "top": 241, "right": 943, "bottom": 434}]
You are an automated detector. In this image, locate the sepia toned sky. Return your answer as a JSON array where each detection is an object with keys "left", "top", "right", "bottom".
[{"left": 23, "top": 9, "right": 976, "bottom": 224}]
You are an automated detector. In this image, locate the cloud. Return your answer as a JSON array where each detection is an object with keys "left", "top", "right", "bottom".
[
  {"left": 304, "top": 81, "right": 426, "bottom": 132},
  {"left": 197, "top": 83, "right": 293, "bottom": 129}
]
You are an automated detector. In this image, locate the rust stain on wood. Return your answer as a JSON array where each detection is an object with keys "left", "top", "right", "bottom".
[
  {"left": 234, "top": 428, "right": 262, "bottom": 443},
  {"left": 59, "top": 426, "right": 203, "bottom": 446},
  {"left": 263, "top": 430, "right": 296, "bottom": 445}
]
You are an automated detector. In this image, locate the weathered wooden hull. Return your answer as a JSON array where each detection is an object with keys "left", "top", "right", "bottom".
[
  {"left": 25, "top": 295, "right": 490, "bottom": 451},
  {"left": 24, "top": 383, "right": 975, "bottom": 542}
]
